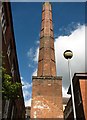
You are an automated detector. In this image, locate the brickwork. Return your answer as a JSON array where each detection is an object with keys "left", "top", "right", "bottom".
[
  {"left": 31, "top": 77, "right": 63, "bottom": 118},
  {"left": 80, "top": 79, "right": 87, "bottom": 120},
  {"left": 37, "top": 2, "right": 56, "bottom": 77},
  {"left": 1, "top": 3, "right": 25, "bottom": 119},
  {"left": 31, "top": 2, "right": 63, "bottom": 119}
]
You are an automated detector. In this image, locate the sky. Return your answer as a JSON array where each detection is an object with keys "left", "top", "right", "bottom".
[{"left": 10, "top": 2, "right": 86, "bottom": 106}]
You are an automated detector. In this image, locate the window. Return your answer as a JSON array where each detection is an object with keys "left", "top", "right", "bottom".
[
  {"left": 7, "top": 43, "right": 11, "bottom": 57},
  {"left": 3, "top": 100, "right": 10, "bottom": 118},
  {"left": 1, "top": 4, "right": 7, "bottom": 34},
  {"left": 7, "top": 40, "right": 12, "bottom": 65},
  {"left": 11, "top": 63, "right": 14, "bottom": 77},
  {"left": 11, "top": 105, "right": 14, "bottom": 120},
  {"left": 3, "top": 3, "right": 9, "bottom": 26}
]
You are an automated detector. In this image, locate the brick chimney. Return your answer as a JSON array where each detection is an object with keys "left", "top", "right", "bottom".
[
  {"left": 37, "top": 2, "right": 56, "bottom": 76},
  {"left": 31, "top": 2, "right": 63, "bottom": 119}
]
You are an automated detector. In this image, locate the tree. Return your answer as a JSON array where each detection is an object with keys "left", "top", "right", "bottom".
[
  {"left": 0, "top": 66, "right": 22, "bottom": 100},
  {"left": 0, "top": 53, "right": 22, "bottom": 100},
  {"left": 2, "top": 67, "right": 22, "bottom": 100}
]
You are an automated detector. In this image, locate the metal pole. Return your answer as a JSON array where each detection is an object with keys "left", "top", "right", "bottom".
[{"left": 68, "top": 59, "right": 77, "bottom": 120}]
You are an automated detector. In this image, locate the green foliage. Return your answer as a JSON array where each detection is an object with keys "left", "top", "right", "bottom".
[{"left": 0, "top": 67, "right": 22, "bottom": 100}]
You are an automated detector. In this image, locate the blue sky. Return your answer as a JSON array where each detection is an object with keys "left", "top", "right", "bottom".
[{"left": 10, "top": 2, "right": 86, "bottom": 106}]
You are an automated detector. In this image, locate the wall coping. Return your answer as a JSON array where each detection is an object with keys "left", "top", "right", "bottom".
[{"left": 32, "top": 76, "right": 62, "bottom": 80}]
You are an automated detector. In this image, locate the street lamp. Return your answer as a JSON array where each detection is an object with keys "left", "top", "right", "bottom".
[{"left": 63, "top": 50, "right": 76, "bottom": 120}]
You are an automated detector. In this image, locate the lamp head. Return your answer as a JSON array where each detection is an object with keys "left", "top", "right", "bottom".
[{"left": 63, "top": 50, "right": 73, "bottom": 59}]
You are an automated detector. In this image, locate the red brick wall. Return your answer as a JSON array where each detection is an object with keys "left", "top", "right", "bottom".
[
  {"left": 2, "top": 3, "right": 25, "bottom": 119},
  {"left": 79, "top": 79, "right": 87, "bottom": 120},
  {"left": 31, "top": 76, "right": 63, "bottom": 119}
]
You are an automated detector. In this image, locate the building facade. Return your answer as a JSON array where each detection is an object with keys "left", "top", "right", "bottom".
[
  {"left": 0, "top": 2, "right": 25, "bottom": 119},
  {"left": 64, "top": 73, "right": 87, "bottom": 120},
  {"left": 25, "top": 106, "right": 31, "bottom": 120},
  {"left": 63, "top": 97, "right": 69, "bottom": 112},
  {"left": 0, "top": 2, "right": 2, "bottom": 119},
  {"left": 31, "top": 2, "right": 63, "bottom": 119}
]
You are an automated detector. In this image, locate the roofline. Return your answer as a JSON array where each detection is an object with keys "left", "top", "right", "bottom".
[{"left": 67, "top": 73, "right": 87, "bottom": 94}]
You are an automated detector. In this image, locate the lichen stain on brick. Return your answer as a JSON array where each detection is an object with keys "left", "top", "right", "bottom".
[
  {"left": 33, "top": 111, "right": 37, "bottom": 118},
  {"left": 31, "top": 96, "right": 63, "bottom": 118},
  {"left": 33, "top": 96, "right": 50, "bottom": 110},
  {"left": 34, "top": 101, "right": 50, "bottom": 109}
]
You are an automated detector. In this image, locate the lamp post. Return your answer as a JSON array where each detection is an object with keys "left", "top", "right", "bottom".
[{"left": 63, "top": 50, "right": 76, "bottom": 120}]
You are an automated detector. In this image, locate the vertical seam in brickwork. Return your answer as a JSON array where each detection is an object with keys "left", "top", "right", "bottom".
[
  {"left": 49, "top": 38, "right": 51, "bottom": 76},
  {"left": 49, "top": 9, "right": 51, "bottom": 76},
  {"left": 49, "top": 42, "right": 51, "bottom": 75},
  {"left": 54, "top": 41, "right": 57, "bottom": 75},
  {"left": 49, "top": 6, "right": 50, "bottom": 36},
  {"left": 42, "top": 8, "right": 44, "bottom": 76},
  {"left": 42, "top": 38, "right": 44, "bottom": 76},
  {"left": 52, "top": 79, "right": 54, "bottom": 108},
  {"left": 44, "top": 6, "right": 45, "bottom": 37},
  {"left": 42, "top": 5, "right": 45, "bottom": 76},
  {"left": 49, "top": 10, "right": 51, "bottom": 36},
  {"left": 43, "top": 6, "right": 45, "bottom": 76}
]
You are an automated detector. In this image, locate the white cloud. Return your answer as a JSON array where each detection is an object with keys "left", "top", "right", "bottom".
[
  {"left": 22, "top": 81, "right": 32, "bottom": 89},
  {"left": 62, "top": 87, "right": 71, "bottom": 98},
  {"left": 23, "top": 90, "right": 31, "bottom": 99},
  {"left": 21, "top": 77, "right": 32, "bottom": 100},
  {"left": 55, "top": 24, "right": 86, "bottom": 96},
  {"left": 21, "top": 76, "right": 23, "bottom": 81},
  {"left": 32, "top": 68, "right": 37, "bottom": 76},
  {"left": 27, "top": 46, "right": 39, "bottom": 64},
  {"left": 36, "top": 40, "right": 40, "bottom": 45},
  {"left": 27, "top": 48, "right": 34, "bottom": 58},
  {"left": 33, "top": 47, "right": 39, "bottom": 63},
  {"left": 25, "top": 98, "right": 32, "bottom": 107},
  {"left": 28, "top": 64, "right": 34, "bottom": 68}
]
